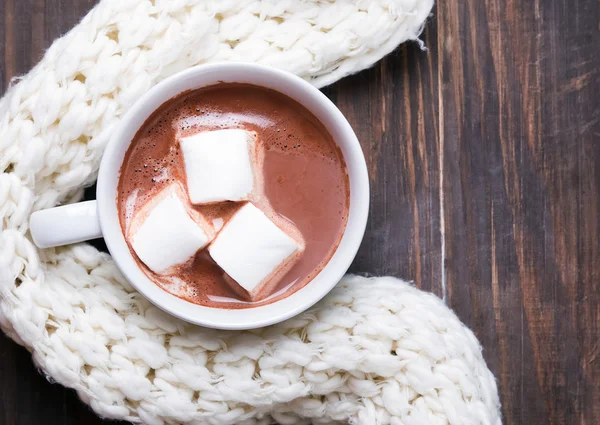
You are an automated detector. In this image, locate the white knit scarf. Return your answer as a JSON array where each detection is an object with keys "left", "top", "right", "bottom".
[{"left": 0, "top": 1, "right": 502, "bottom": 424}]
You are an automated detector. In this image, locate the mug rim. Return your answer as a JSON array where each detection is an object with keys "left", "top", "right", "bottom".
[{"left": 97, "top": 63, "right": 369, "bottom": 329}]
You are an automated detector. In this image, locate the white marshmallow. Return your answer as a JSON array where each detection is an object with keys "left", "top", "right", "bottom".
[
  {"left": 212, "top": 218, "right": 224, "bottom": 232},
  {"left": 208, "top": 203, "right": 305, "bottom": 301},
  {"left": 130, "top": 184, "right": 213, "bottom": 274},
  {"left": 179, "top": 129, "right": 261, "bottom": 204}
]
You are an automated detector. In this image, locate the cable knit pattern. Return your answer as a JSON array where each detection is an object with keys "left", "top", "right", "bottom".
[{"left": 0, "top": 0, "right": 502, "bottom": 424}]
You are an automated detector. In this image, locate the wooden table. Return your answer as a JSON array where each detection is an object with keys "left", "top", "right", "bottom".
[{"left": 1, "top": 1, "right": 598, "bottom": 424}]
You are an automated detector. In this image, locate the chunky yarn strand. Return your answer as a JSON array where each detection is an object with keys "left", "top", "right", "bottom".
[{"left": 0, "top": 1, "right": 501, "bottom": 424}]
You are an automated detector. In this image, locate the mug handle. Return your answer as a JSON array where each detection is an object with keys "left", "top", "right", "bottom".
[{"left": 29, "top": 200, "right": 103, "bottom": 248}]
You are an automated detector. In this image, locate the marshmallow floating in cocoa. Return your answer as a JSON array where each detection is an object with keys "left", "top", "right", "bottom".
[
  {"left": 129, "top": 184, "right": 214, "bottom": 274},
  {"left": 179, "top": 129, "right": 262, "bottom": 204},
  {"left": 208, "top": 202, "right": 305, "bottom": 302}
]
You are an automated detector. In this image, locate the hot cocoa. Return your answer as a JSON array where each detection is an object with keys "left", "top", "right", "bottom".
[{"left": 118, "top": 83, "right": 349, "bottom": 308}]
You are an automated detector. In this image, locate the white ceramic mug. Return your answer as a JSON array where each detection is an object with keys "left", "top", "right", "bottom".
[{"left": 30, "top": 63, "right": 369, "bottom": 329}]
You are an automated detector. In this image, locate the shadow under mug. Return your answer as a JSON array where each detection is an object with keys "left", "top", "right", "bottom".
[{"left": 30, "top": 63, "right": 369, "bottom": 330}]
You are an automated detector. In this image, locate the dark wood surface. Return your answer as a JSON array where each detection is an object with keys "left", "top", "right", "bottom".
[{"left": 1, "top": 1, "right": 598, "bottom": 424}]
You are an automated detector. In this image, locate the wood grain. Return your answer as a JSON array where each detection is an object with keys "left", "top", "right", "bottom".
[
  {"left": 323, "top": 27, "right": 443, "bottom": 296},
  {"left": 1, "top": 1, "right": 598, "bottom": 424},
  {"left": 436, "top": 1, "right": 600, "bottom": 424}
]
